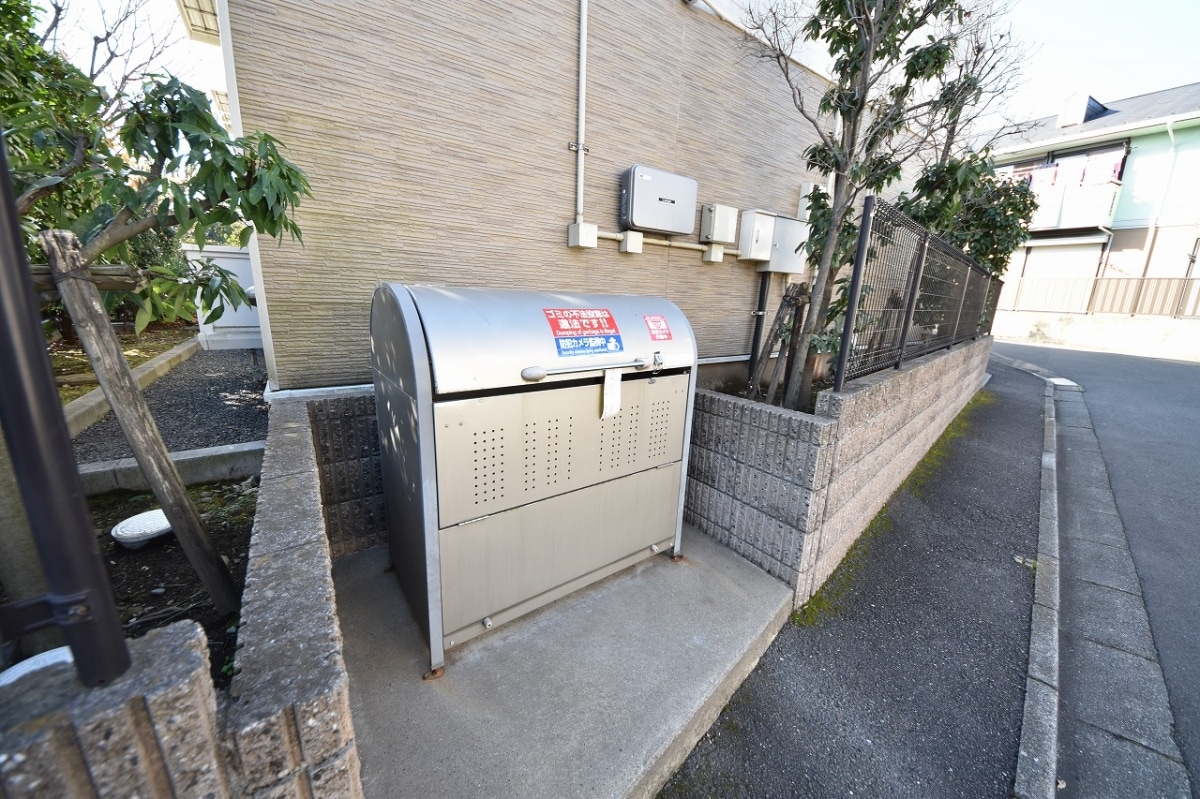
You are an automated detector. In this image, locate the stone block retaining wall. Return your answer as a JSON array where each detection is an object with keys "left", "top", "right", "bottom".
[
  {"left": 307, "top": 393, "right": 385, "bottom": 558},
  {"left": 0, "top": 623, "right": 227, "bottom": 798},
  {"left": 1, "top": 400, "right": 362, "bottom": 799},
  {"left": 687, "top": 338, "right": 992, "bottom": 607}
]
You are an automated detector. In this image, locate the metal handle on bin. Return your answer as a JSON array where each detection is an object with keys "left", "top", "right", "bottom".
[{"left": 521, "top": 356, "right": 652, "bottom": 382}]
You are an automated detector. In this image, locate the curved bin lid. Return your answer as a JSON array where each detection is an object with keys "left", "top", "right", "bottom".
[{"left": 386, "top": 285, "right": 696, "bottom": 396}]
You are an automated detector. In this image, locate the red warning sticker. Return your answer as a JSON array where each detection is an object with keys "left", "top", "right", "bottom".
[
  {"left": 643, "top": 314, "right": 673, "bottom": 341},
  {"left": 543, "top": 308, "right": 623, "bottom": 356}
]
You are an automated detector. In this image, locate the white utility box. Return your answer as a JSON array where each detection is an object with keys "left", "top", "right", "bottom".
[
  {"left": 738, "top": 210, "right": 776, "bottom": 262},
  {"left": 758, "top": 215, "right": 809, "bottom": 274},
  {"left": 700, "top": 203, "right": 739, "bottom": 244}
]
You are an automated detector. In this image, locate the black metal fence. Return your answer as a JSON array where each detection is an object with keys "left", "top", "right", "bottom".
[{"left": 833, "top": 197, "right": 997, "bottom": 390}]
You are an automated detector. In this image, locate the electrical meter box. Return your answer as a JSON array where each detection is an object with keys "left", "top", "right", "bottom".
[
  {"left": 700, "top": 204, "right": 739, "bottom": 244},
  {"left": 620, "top": 165, "right": 698, "bottom": 236},
  {"left": 737, "top": 210, "right": 776, "bottom": 262},
  {"left": 758, "top": 215, "right": 809, "bottom": 274}
]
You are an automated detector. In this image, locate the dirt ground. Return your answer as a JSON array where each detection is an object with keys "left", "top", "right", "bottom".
[{"left": 86, "top": 479, "right": 257, "bottom": 688}]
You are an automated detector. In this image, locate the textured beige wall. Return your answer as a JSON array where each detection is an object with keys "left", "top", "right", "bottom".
[{"left": 227, "top": 0, "right": 828, "bottom": 389}]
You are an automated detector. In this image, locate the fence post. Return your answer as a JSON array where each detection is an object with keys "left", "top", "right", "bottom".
[
  {"left": 950, "top": 264, "right": 973, "bottom": 344},
  {"left": 833, "top": 195, "right": 876, "bottom": 393},
  {"left": 0, "top": 141, "right": 130, "bottom": 686},
  {"left": 895, "top": 231, "right": 930, "bottom": 370}
]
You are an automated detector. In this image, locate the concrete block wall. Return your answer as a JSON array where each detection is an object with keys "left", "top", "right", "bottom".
[
  {"left": 687, "top": 338, "right": 992, "bottom": 607},
  {"left": 686, "top": 392, "right": 837, "bottom": 589},
  {"left": 0, "top": 622, "right": 229, "bottom": 798},
  {"left": 1, "top": 399, "right": 363, "bottom": 798},
  {"left": 307, "top": 394, "right": 385, "bottom": 558},
  {"left": 225, "top": 399, "right": 362, "bottom": 798}
]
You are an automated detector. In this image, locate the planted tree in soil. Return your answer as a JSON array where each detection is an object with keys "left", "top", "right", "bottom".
[
  {"left": 745, "top": 0, "right": 1032, "bottom": 410},
  {"left": 2, "top": 0, "right": 310, "bottom": 622}
]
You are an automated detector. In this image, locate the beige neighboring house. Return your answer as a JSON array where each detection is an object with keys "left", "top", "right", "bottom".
[
  {"left": 992, "top": 83, "right": 1200, "bottom": 360},
  {"left": 176, "top": 0, "right": 832, "bottom": 391}
]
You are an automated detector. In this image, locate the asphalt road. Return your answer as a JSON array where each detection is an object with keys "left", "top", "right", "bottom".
[
  {"left": 996, "top": 342, "right": 1200, "bottom": 795},
  {"left": 660, "top": 361, "right": 1044, "bottom": 798}
]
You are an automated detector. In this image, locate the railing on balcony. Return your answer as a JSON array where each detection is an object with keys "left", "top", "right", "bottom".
[{"left": 1027, "top": 180, "right": 1121, "bottom": 232}]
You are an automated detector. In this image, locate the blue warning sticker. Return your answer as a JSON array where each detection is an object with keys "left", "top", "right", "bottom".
[{"left": 554, "top": 334, "right": 624, "bottom": 357}]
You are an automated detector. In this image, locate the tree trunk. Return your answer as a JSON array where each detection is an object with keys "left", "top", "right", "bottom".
[
  {"left": 0, "top": 427, "right": 64, "bottom": 655},
  {"left": 783, "top": 180, "right": 853, "bottom": 411},
  {"left": 41, "top": 230, "right": 239, "bottom": 614},
  {"left": 795, "top": 258, "right": 843, "bottom": 409}
]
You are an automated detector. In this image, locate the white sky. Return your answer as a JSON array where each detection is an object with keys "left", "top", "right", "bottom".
[
  {"left": 40, "top": 0, "right": 225, "bottom": 93},
  {"left": 997, "top": 0, "right": 1200, "bottom": 120}
]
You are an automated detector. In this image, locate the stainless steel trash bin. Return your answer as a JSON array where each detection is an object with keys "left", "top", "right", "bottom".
[{"left": 370, "top": 285, "right": 697, "bottom": 675}]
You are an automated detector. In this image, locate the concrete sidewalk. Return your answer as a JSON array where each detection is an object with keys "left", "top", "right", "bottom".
[
  {"left": 995, "top": 350, "right": 1193, "bottom": 798},
  {"left": 332, "top": 527, "right": 791, "bottom": 799}
]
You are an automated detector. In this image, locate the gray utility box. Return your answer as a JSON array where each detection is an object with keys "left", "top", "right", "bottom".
[
  {"left": 620, "top": 164, "right": 699, "bottom": 236},
  {"left": 370, "top": 285, "right": 697, "bottom": 674}
]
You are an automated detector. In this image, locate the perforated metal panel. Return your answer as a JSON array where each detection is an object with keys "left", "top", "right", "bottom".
[
  {"left": 435, "top": 375, "right": 688, "bottom": 527},
  {"left": 371, "top": 284, "right": 697, "bottom": 673}
]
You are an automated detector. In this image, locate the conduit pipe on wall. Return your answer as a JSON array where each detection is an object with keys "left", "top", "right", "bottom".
[
  {"left": 597, "top": 230, "right": 741, "bottom": 256},
  {"left": 565, "top": 0, "right": 598, "bottom": 247},
  {"left": 574, "top": 0, "right": 588, "bottom": 225},
  {"left": 1138, "top": 119, "right": 1180, "bottom": 281}
]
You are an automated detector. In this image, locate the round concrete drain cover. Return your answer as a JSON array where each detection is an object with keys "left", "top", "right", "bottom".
[{"left": 111, "top": 508, "right": 172, "bottom": 549}]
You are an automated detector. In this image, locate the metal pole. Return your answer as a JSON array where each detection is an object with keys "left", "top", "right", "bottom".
[
  {"left": 895, "top": 231, "right": 930, "bottom": 370},
  {"left": 0, "top": 141, "right": 130, "bottom": 686},
  {"left": 747, "top": 272, "right": 770, "bottom": 382},
  {"left": 950, "top": 266, "right": 974, "bottom": 344},
  {"left": 833, "top": 195, "right": 876, "bottom": 393}
]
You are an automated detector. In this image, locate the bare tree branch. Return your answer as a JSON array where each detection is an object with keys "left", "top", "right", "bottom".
[{"left": 36, "top": 0, "right": 66, "bottom": 47}]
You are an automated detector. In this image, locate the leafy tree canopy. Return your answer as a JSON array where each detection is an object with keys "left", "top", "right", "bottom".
[
  {"left": 2, "top": 0, "right": 310, "bottom": 329},
  {"left": 898, "top": 152, "right": 1037, "bottom": 276}
]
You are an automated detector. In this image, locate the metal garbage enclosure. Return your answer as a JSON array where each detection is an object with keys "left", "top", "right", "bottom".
[{"left": 370, "top": 285, "right": 697, "bottom": 675}]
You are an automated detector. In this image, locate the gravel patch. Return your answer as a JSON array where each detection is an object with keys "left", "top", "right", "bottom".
[{"left": 71, "top": 349, "right": 269, "bottom": 464}]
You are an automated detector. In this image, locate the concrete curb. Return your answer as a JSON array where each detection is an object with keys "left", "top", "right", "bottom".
[
  {"left": 63, "top": 336, "right": 202, "bottom": 437},
  {"left": 631, "top": 598, "right": 791, "bottom": 798},
  {"left": 994, "top": 353, "right": 1063, "bottom": 799},
  {"left": 77, "top": 440, "right": 265, "bottom": 495}
]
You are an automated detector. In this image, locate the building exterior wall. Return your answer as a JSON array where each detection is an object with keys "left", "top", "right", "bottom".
[
  {"left": 1107, "top": 126, "right": 1200, "bottom": 280},
  {"left": 226, "top": 0, "right": 829, "bottom": 389},
  {"left": 995, "top": 119, "right": 1200, "bottom": 351}
]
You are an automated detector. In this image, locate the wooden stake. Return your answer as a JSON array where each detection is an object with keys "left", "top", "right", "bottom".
[{"left": 41, "top": 230, "right": 239, "bottom": 614}]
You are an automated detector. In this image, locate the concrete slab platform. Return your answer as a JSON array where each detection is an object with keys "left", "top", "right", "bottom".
[
  {"left": 1059, "top": 505, "right": 1126, "bottom": 548},
  {"left": 1059, "top": 720, "right": 1190, "bottom": 799},
  {"left": 332, "top": 527, "right": 792, "bottom": 799},
  {"left": 1062, "top": 634, "right": 1182, "bottom": 759},
  {"left": 1060, "top": 537, "right": 1141, "bottom": 596},
  {"left": 1061, "top": 578, "right": 1156, "bottom": 659}
]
